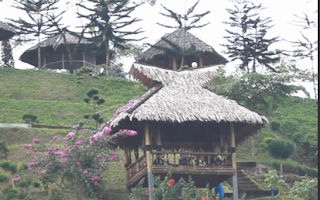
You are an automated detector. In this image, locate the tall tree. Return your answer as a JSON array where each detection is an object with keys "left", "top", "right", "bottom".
[
  {"left": 154, "top": 0, "right": 210, "bottom": 67},
  {"left": 8, "top": 0, "right": 59, "bottom": 69},
  {"left": 0, "top": 40, "right": 14, "bottom": 67},
  {"left": 77, "top": 0, "right": 144, "bottom": 76},
  {"left": 286, "top": 11, "right": 318, "bottom": 99},
  {"left": 222, "top": 0, "right": 281, "bottom": 73}
]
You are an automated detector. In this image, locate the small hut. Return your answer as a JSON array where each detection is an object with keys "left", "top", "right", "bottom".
[
  {"left": 135, "top": 28, "right": 228, "bottom": 70},
  {"left": 0, "top": 21, "right": 15, "bottom": 41},
  {"left": 20, "top": 32, "right": 106, "bottom": 73},
  {"left": 109, "top": 63, "right": 268, "bottom": 190}
]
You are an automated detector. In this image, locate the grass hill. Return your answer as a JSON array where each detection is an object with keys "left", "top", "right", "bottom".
[
  {"left": 0, "top": 68, "right": 147, "bottom": 125},
  {"left": 0, "top": 68, "right": 318, "bottom": 198}
]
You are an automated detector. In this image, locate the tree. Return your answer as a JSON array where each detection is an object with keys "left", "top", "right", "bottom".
[
  {"left": 267, "top": 140, "right": 296, "bottom": 175},
  {"left": 78, "top": 0, "right": 144, "bottom": 76},
  {"left": 222, "top": 0, "right": 281, "bottom": 73},
  {"left": 153, "top": 0, "right": 210, "bottom": 67},
  {"left": 286, "top": 11, "right": 318, "bottom": 99},
  {"left": 8, "top": 0, "right": 60, "bottom": 69},
  {"left": 1, "top": 39, "right": 14, "bottom": 67}
]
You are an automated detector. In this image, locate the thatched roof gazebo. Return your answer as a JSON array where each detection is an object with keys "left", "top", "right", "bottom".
[
  {"left": 0, "top": 21, "right": 15, "bottom": 40},
  {"left": 135, "top": 28, "right": 228, "bottom": 70},
  {"left": 20, "top": 32, "right": 106, "bottom": 73},
  {"left": 108, "top": 63, "right": 268, "bottom": 190}
]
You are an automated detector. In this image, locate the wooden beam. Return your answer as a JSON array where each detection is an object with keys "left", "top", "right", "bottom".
[
  {"left": 230, "top": 123, "right": 237, "bottom": 170},
  {"left": 145, "top": 123, "right": 154, "bottom": 200},
  {"left": 173, "top": 57, "right": 177, "bottom": 71}
]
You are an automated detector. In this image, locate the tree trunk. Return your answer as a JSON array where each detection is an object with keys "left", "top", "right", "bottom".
[
  {"left": 37, "top": 35, "right": 41, "bottom": 69},
  {"left": 105, "top": 40, "right": 110, "bottom": 76},
  {"left": 280, "top": 157, "right": 283, "bottom": 176}
]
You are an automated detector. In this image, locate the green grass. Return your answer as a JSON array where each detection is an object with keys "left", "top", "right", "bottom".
[{"left": 0, "top": 68, "right": 146, "bottom": 126}]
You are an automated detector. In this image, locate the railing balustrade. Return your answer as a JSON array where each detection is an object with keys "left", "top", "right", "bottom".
[
  {"left": 126, "top": 155, "right": 147, "bottom": 180},
  {"left": 151, "top": 151, "right": 232, "bottom": 167}
]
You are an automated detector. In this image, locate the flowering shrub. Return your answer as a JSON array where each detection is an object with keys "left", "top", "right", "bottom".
[
  {"left": 22, "top": 123, "right": 137, "bottom": 200},
  {"left": 129, "top": 173, "right": 213, "bottom": 200}
]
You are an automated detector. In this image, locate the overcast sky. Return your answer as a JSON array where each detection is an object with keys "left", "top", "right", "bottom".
[{"left": 0, "top": 0, "right": 318, "bottom": 96}]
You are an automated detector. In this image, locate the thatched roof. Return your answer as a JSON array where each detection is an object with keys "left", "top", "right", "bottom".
[
  {"left": 110, "top": 63, "right": 268, "bottom": 128},
  {"left": 0, "top": 21, "right": 15, "bottom": 40},
  {"left": 20, "top": 32, "right": 106, "bottom": 66},
  {"left": 135, "top": 28, "right": 227, "bottom": 68}
]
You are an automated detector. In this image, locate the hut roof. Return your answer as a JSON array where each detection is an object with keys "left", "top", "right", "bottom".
[
  {"left": 0, "top": 21, "right": 15, "bottom": 40},
  {"left": 20, "top": 32, "right": 105, "bottom": 67},
  {"left": 110, "top": 63, "right": 268, "bottom": 128},
  {"left": 135, "top": 28, "right": 227, "bottom": 66}
]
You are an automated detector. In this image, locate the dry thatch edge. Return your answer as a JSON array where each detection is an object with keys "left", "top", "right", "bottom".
[
  {"left": 130, "top": 63, "right": 224, "bottom": 87},
  {"left": 24, "top": 32, "right": 91, "bottom": 52},
  {"left": 110, "top": 64, "right": 268, "bottom": 127},
  {"left": 0, "top": 21, "right": 15, "bottom": 32}
]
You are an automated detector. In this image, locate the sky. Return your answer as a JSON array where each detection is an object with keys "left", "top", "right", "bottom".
[{"left": 0, "top": 0, "right": 318, "bottom": 97}]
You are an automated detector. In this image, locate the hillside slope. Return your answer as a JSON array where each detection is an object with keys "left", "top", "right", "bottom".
[{"left": 0, "top": 68, "right": 147, "bottom": 125}]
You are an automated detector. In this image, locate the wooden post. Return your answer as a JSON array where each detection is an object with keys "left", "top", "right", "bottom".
[
  {"left": 173, "top": 57, "right": 177, "bottom": 71},
  {"left": 199, "top": 56, "right": 203, "bottom": 67},
  {"left": 230, "top": 122, "right": 238, "bottom": 200},
  {"left": 145, "top": 123, "right": 154, "bottom": 200}
]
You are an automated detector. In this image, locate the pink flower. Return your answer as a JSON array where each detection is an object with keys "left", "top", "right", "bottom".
[
  {"left": 68, "top": 132, "right": 76, "bottom": 137},
  {"left": 92, "top": 176, "right": 101, "bottom": 181},
  {"left": 94, "top": 181, "right": 99, "bottom": 186},
  {"left": 109, "top": 152, "right": 119, "bottom": 161},
  {"left": 62, "top": 137, "right": 69, "bottom": 141},
  {"left": 83, "top": 170, "right": 88, "bottom": 174},
  {"left": 28, "top": 162, "right": 36, "bottom": 169},
  {"left": 12, "top": 176, "right": 22, "bottom": 182},
  {"left": 77, "top": 162, "right": 82, "bottom": 167},
  {"left": 53, "top": 136, "right": 58, "bottom": 141},
  {"left": 103, "top": 127, "right": 112, "bottom": 134},
  {"left": 32, "top": 139, "right": 40, "bottom": 144},
  {"left": 127, "top": 130, "right": 137, "bottom": 136},
  {"left": 23, "top": 144, "right": 33, "bottom": 149},
  {"left": 65, "top": 148, "right": 71, "bottom": 152},
  {"left": 53, "top": 147, "right": 60, "bottom": 151},
  {"left": 72, "top": 125, "right": 79, "bottom": 129},
  {"left": 79, "top": 135, "right": 84, "bottom": 138},
  {"left": 74, "top": 140, "right": 84, "bottom": 146}
]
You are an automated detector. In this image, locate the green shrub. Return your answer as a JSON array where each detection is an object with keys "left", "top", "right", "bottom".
[
  {"left": 16, "top": 162, "right": 26, "bottom": 172},
  {"left": 17, "top": 180, "right": 29, "bottom": 188},
  {"left": 8, "top": 163, "right": 17, "bottom": 174},
  {"left": 0, "top": 173, "right": 10, "bottom": 182},
  {"left": 22, "top": 114, "right": 38, "bottom": 124},
  {"left": 31, "top": 181, "right": 41, "bottom": 188},
  {"left": 0, "top": 160, "right": 11, "bottom": 170},
  {"left": 263, "top": 137, "right": 274, "bottom": 144},
  {"left": 49, "top": 188, "right": 65, "bottom": 200}
]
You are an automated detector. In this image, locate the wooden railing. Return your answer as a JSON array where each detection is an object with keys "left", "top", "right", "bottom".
[
  {"left": 126, "top": 154, "right": 147, "bottom": 180},
  {"left": 151, "top": 151, "right": 232, "bottom": 167}
]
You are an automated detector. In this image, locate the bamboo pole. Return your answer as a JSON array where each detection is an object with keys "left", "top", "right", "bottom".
[
  {"left": 145, "top": 123, "right": 154, "bottom": 200},
  {"left": 173, "top": 57, "right": 177, "bottom": 71},
  {"left": 230, "top": 122, "right": 238, "bottom": 200}
]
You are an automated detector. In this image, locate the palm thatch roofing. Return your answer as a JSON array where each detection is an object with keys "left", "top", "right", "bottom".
[
  {"left": 109, "top": 63, "right": 268, "bottom": 147},
  {"left": 20, "top": 32, "right": 106, "bottom": 67},
  {"left": 135, "top": 28, "right": 228, "bottom": 68},
  {"left": 0, "top": 21, "right": 15, "bottom": 41}
]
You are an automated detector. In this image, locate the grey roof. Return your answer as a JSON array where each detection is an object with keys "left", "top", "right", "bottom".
[
  {"left": 0, "top": 21, "right": 15, "bottom": 40},
  {"left": 25, "top": 32, "right": 91, "bottom": 51},
  {"left": 135, "top": 28, "right": 227, "bottom": 64}
]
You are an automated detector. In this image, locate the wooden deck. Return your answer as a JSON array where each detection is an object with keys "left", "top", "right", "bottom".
[{"left": 126, "top": 151, "right": 236, "bottom": 188}]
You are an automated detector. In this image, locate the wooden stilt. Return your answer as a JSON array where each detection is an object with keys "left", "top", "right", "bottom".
[
  {"left": 145, "top": 123, "right": 154, "bottom": 200},
  {"left": 230, "top": 122, "right": 238, "bottom": 200},
  {"left": 173, "top": 57, "right": 177, "bottom": 71}
]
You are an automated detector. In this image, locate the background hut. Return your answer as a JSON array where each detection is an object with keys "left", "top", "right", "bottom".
[
  {"left": 109, "top": 63, "right": 268, "bottom": 189},
  {"left": 20, "top": 32, "right": 107, "bottom": 73},
  {"left": 0, "top": 21, "right": 15, "bottom": 41},
  {"left": 135, "top": 28, "right": 228, "bottom": 70}
]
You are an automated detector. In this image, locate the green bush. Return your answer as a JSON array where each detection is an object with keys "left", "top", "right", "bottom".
[
  {"left": 263, "top": 137, "right": 274, "bottom": 144},
  {"left": 16, "top": 180, "right": 29, "bottom": 188},
  {"left": 31, "top": 181, "right": 41, "bottom": 188},
  {"left": 0, "top": 160, "right": 11, "bottom": 170},
  {"left": 7, "top": 163, "right": 17, "bottom": 174},
  {"left": 0, "top": 173, "right": 10, "bottom": 182},
  {"left": 22, "top": 114, "right": 38, "bottom": 124}
]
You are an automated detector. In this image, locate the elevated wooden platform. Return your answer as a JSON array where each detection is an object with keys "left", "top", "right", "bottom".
[{"left": 126, "top": 152, "right": 236, "bottom": 188}]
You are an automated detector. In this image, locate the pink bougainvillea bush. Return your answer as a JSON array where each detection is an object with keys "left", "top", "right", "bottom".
[{"left": 22, "top": 101, "right": 138, "bottom": 200}]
